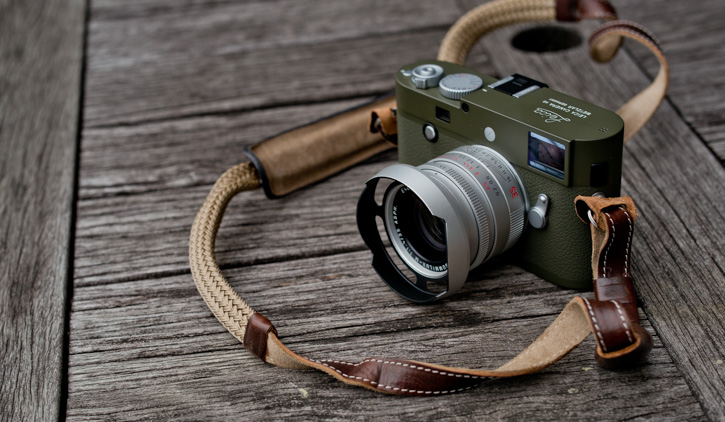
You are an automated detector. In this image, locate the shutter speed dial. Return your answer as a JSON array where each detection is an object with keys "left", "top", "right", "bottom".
[{"left": 439, "top": 73, "right": 483, "bottom": 100}]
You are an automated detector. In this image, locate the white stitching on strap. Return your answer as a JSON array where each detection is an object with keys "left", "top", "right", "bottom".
[
  {"left": 319, "top": 359, "right": 357, "bottom": 366},
  {"left": 310, "top": 358, "right": 484, "bottom": 395},
  {"left": 602, "top": 212, "right": 616, "bottom": 278},
  {"left": 619, "top": 206, "right": 633, "bottom": 278},
  {"left": 583, "top": 298, "right": 608, "bottom": 352},
  {"left": 612, "top": 301, "right": 634, "bottom": 343}
]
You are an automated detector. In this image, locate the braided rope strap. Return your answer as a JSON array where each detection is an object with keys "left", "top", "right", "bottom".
[
  {"left": 189, "top": 163, "right": 260, "bottom": 341},
  {"left": 439, "top": 0, "right": 559, "bottom": 65},
  {"left": 438, "top": 0, "right": 618, "bottom": 65}
]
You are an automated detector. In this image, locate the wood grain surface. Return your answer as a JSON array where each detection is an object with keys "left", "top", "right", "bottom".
[
  {"left": 0, "top": 0, "right": 720, "bottom": 419},
  {"left": 0, "top": 0, "right": 86, "bottom": 420},
  {"left": 60, "top": 0, "right": 725, "bottom": 420}
]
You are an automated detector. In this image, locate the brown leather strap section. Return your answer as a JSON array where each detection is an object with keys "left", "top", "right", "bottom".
[
  {"left": 594, "top": 207, "right": 637, "bottom": 320},
  {"left": 255, "top": 299, "right": 594, "bottom": 395},
  {"left": 243, "top": 312, "right": 277, "bottom": 361},
  {"left": 595, "top": 277, "right": 636, "bottom": 321},
  {"left": 244, "top": 95, "right": 396, "bottom": 198},
  {"left": 582, "top": 298, "right": 635, "bottom": 353},
  {"left": 369, "top": 105, "right": 397, "bottom": 143},
  {"left": 556, "top": 0, "right": 617, "bottom": 22}
]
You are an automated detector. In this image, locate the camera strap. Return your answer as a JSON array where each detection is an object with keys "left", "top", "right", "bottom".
[{"left": 190, "top": 0, "right": 669, "bottom": 396}]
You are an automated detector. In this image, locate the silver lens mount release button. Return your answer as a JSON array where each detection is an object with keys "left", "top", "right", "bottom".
[
  {"left": 528, "top": 194, "right": 549, "bottom": 229},
  {"left": 423, "top": 123, "right": 438, "bottom": 142},
  {"left": 411, "top": 64, "right": 444, "bottom": 89},
  {"left": 439, "top": 73, "right": 483, "bottom": 100}
]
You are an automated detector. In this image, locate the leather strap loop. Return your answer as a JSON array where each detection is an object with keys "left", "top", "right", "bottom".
[
  {"left": 369, "top": 105, "right": 398, "bottom": 144},
  {"left": 595, "top": 277, "right": 637, "bottom": 321},
  {"left": 556, "top": 0, "right": 617, "bottom": 22},
  {"left": 243, "top": 313, "right": 277, "bottom": 361}
]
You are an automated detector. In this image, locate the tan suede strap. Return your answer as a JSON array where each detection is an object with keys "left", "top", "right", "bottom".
[{"left": 244, "top": 95, "right": 396, "bottom": 198}]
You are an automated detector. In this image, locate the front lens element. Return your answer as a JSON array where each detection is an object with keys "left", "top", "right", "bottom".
[
  {"left": 385, "top": 184, "right": 449, "bottom": 279},
  {"left": 414, "top": 197, "right": 447, "bottom": 253}
]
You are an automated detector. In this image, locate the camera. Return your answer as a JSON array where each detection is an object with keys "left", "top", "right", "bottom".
[{"left": 356, "top": 60, "right": 624, "bottom": 302}]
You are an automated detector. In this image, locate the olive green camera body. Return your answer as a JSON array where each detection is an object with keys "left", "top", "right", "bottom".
[{"left": 395, "top": 61, "right": 624, "bottom": 289}]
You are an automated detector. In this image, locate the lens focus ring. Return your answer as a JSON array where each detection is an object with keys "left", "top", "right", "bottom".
[
  {"left": 451, "top": 146, "right": 528, "bottom": 251},
  {"left": 422, "top": 160, "right": 492, "bottom": 269},
  {"left": 426, "top": 146, "right": 527, "bottom": 266}
]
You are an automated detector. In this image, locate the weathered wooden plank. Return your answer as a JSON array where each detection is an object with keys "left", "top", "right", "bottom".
[
  {"left": 67, "top": 251, "right": 703, "bottom": 420},
  {"left": 455, "top": 5, "right": 725, "bottom": 417},
  {"left": 74, "top": 98, "right": 406, "bottom": 286},
  {"left": 0, "top": 0, "right": 86, "bottom": 419},
  {"left": 614, "top": 0, "right": 725, "bottom": 162},
  {"left": 78, "top": 98, "right": 384, "bottom": 199},
  {"left": 73, "top": 153, "right": 397, "bottom": 286},
  {"left": 83, "top": 0, "right": 465, "bottom": 127}
]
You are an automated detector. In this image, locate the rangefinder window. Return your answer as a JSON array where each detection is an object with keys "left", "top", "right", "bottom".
[{"left": 528, "top": 132, "right": 566, "bottom": 180}]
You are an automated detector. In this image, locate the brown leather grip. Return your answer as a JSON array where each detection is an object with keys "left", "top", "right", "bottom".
[{"left": 244, "top": 95, "right": 396, "bottom": 198}]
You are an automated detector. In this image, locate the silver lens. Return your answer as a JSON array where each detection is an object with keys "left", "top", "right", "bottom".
[
  {"left": 379, "top": 145, "right": 528, "bottom": 296},
  {"left": 384, "top": 184, "right": 449, "bottom": 280}
]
